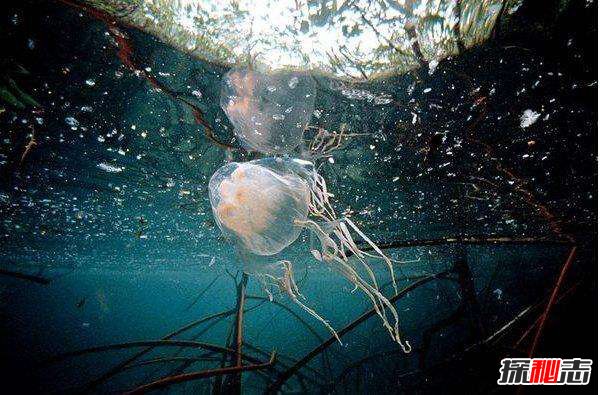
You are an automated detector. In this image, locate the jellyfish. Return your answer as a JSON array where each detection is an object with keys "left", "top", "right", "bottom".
[
  {"left": 209, "top": 157, "right": 411, "bottom": 352},
  {"left": 220, "top": 68, "right": 316, "bottom": 154}
]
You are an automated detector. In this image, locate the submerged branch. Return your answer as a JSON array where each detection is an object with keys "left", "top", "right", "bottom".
[
  {"left": 246, "top": 295, "right": 326, "bottom": 343},
  {"left": 222, "top": 272, "right": 249, "bottom": 393},
  {"left": 125, "top": 352, "right": 276, "bottom": 395},
  {"left": 81, "top": 309, "right": 238, "bottom": 391},
  {"left": 528, "top": 246, "right": 577, "bottom": 357},
  {"left": 58, "top": 0, "right": 236, "bottom": 151},
  {"left": 184, "top": 275, "right": 220, "bottom": 311},
  {"left": 356, "top": 235, "right": 573, "bottom": 254},
  {"left": 0, "top": 269, "right": 50, "bottom": 285},
  {"left": 124, "top": 355, "right": 219, "bottom": 371},
  {"left": 41, "top": 340, "right": 265, "bottom": 367},
  {"left": 235, "top": 273, "right": 249, "bottom": 367}
]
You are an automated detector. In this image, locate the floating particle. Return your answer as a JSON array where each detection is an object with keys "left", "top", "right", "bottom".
[
  {"left": 411, "top": 112, "right": 418, "bottom": 124},
  {"left": 520, "top": 109, "right": 541, "bottom": 128},
  {"left": 65, "top": 117, "right": 79, "bottom": 127},
  {"left": 493, "top": 289, "right": 503, "bottom": 300},
  {"left": 428, "top": 59, "right": 439, "bottom": 75},
  {"left": 97, "top": 163, "right": 123, "bottom": 173}
]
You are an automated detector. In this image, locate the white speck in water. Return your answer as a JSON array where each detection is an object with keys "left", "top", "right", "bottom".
[
  {"left": 520, "top": 109, "right": 541, "bottom": 128},
  {"left": 288, "top": 76, "right": 299, "bottom": 89},
  {"left": 85, "top": 79, "right": 96, "bottom": 87},
  {"left": 493, "top": 289, "right": 503, "bottom": 300},
  {"left": 97, "top": 163, "right": 123, "bottom": 173},
  {"left": 428, "top": 59, "right": 439, "bottom": 75},
  {"left": 65, "top": 117, "right": 79, "bottom": 129}
]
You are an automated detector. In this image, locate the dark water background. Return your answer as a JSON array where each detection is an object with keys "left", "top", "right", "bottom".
[{"left": 0, "top": 0, "right": 597, "bottom": 393}]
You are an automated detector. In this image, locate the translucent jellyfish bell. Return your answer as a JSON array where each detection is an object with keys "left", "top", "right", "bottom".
[
  {"left": 208, "top": 161, "right": 310, "bottom": 255},
  {"left": 220, "top": 68, "right": 316, "bottom": 154}
]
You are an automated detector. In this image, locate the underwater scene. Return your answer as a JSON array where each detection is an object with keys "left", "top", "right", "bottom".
[{"left": 0, "top": 0, "right": 597, "bottom": 393}]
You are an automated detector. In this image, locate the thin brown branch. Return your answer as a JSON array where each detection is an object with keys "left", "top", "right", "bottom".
[
  {"left": 41, "top": 340, "right": 264, "bottom": 367},
  {"left": 57, "top": 0, "right": 236, "bottom": 151},
  {"left": 235, "top": 274, "right": 249, "bottom": 367},
  {"left": 243, "top": 342, "right": 326, "bottom": 385},
  {"left": 82, "top": 309, "right": 237, "bottom": 391},
  {"left": 125, "top": 352, "right": 276, "bottom": 395},
  {"left": 528, "top": 246, "right": 577, "bottom": 357},
  {"left": 246, "top": 295, "right": 326, "bottom": 343},
  {"left": 221, "top": 273, "right": 249, "bottom": 393},
  {"left": 184, "top": 275, "right": 220, "bottom": 311},
  {"left": 125, "top": 355, "right": 218, "bottom": 370},
  {"left": 468, "top": 137, "right": 575, "bottom": 243},
  {"left": 514, "top": 280, "right": 581, "bottom": 348}
]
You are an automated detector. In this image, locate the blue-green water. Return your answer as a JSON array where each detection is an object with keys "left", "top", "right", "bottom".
[{"left": 0, "top": 1, "right": 597, "bottom": 393}]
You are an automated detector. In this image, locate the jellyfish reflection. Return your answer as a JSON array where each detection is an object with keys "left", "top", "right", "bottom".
[
  {"left": 220, "top": 68, "right": 316, "bottom": 154},
  {"left": 209, "top": 157, "right": 411, "bottom": 352}
]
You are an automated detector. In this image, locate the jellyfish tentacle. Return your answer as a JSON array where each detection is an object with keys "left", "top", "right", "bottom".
[
  {"left": 332, "top": 226, "right": 386, "bottom": 312},
  {"left": 333, "top": 227, "right": 391, "bottom": 321},
  {"left": 257, "top": 274, "right": 275, "bottom": 302},
  {"left": 300, "top": 169, "right": 412, "bottom": 349},
  {"left": 298, "top": 218, "right": 406, "bottom": 347},
  {"left": 277, "top": 261, "right": 342, "bottom": 345},
  {"left": 307, "top": 169, "right": 398, "bottom": 292},
  {"left": 335, "top": 222, "right": 381, "bottom": 287},
  {"left": 341, "top": 218, "right": 398, "bottom": 293},
  {"left": 329, "top": 253, "right": 402, "bottom": 345}
]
